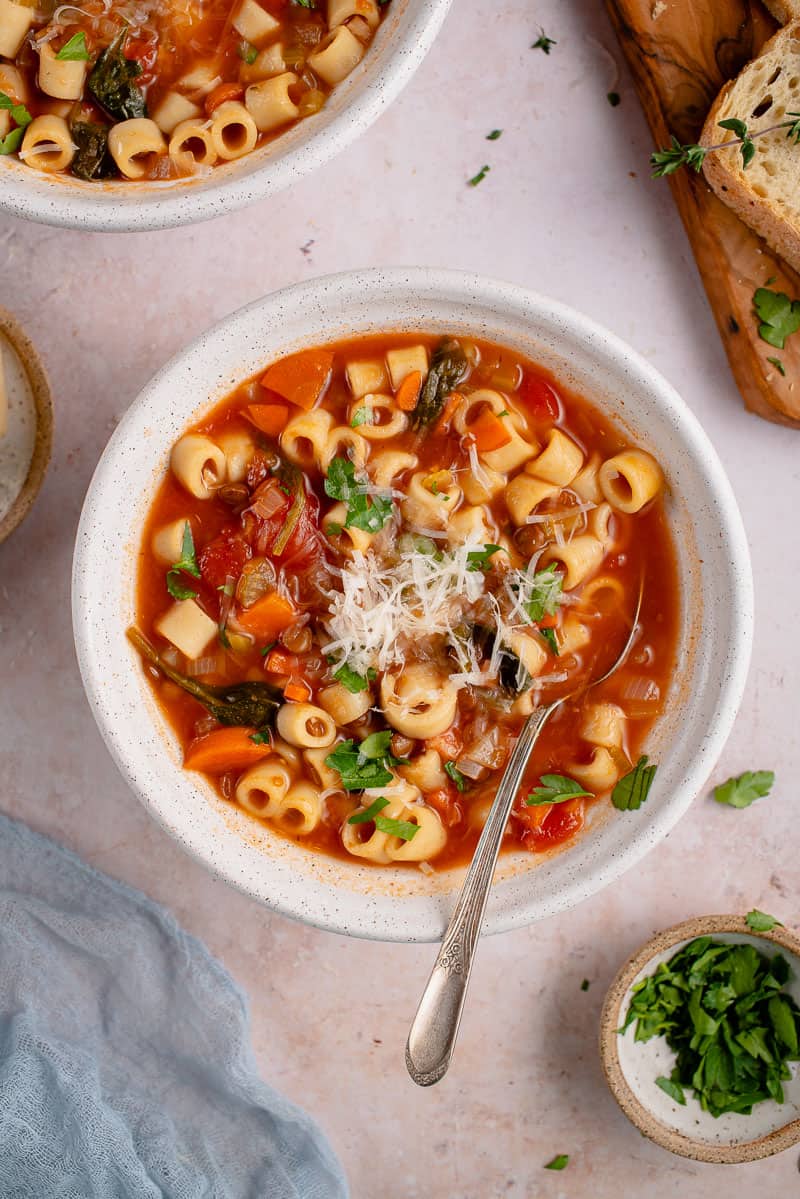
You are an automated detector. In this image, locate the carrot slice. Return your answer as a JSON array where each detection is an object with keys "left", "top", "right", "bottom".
[
  {"left": 395, "top": 369, "right": 422, "bottom": 412},
  {"left": 205, "top": 82, "right": 245, "bottom": 116},
  {"left": 284, "top": 680, "right": 312, "bottom": 702},
  {"left": 437, "top": 391, "right": 464, "bottom": 428},
  {"left": 244, "top": 403, "right": 290, "bottom": 437},
  {"left": 261, "top": 349, "right": 334, "bottom": 411},
  {"left": 264, "top": 647, "right": 299, "bottom": 676},
  {"left": 184, "top": 727, "right": 271, "bottom": 773},
  {"left": 237, "top": 593, "right": 296, "bottom": 640},
  {"left": 470, "top": 408, "right": 512, "bottom": 452}
]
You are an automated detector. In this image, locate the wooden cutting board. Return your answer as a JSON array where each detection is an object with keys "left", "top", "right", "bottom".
[{"left": 606, "top": 0, "right": 800, "bottom": 427}]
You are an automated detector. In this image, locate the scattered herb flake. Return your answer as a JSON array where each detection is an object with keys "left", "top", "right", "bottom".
[
  {"left": 444, "top": 761, "right": 468, "bottom": 792},
  {"left": 526, "top": 774, "right": 592, "bottom": 806},
  {"left": 466, "top": 544, "right": 502, "bottom": 572},
  {"left": 532, "top": 29, "right": 556, "bottom": 54},
  {"left": 333, "top": 662, "right": 371, "bottom": 693},
  {"left": 374, "top": 814, "right": 419, "bottom": 841},
  {"left": 55, "top": 31, "right": 90, "bottom": 60},
  {"left": 767, "top": 356, "right": 786, "bottom": 376},
  {"left": 237, "top": 40, "right": 258, "bottom": 64},
  {"left": 581, "top": 979, "right": 590, "bottom": 992},
  {"left": 468, "top": 164, "right": 490, "bottom": 187},
  {"left": 324, "top": 456, "right": 394, "bottom": 534},
  {"left": 539, "top": 626, "right": 559, "bottom": 656},
  {"left": 753, "top": 287, "right": 800, "bottom": 350},
  {"left": 607, "top": 91, "right": 621, "bottom": 107},
  {"left": 350, "top": 406, "right": 374, "bottom": 428},
  {"left": 486, "top": 128, "right": 503, "bottom": 140},
  {"left": 348, "top": 796, "right": 390, "bottom": 824},
  {"left": 544, "top": 1154, "right": 568, "bottom": 1170},
  {"left": 250, "top": 730, "right": 271, "bottom": 745},
  {"left": 746, "top": 909, "right": 783, "bottom": 933},
  {"left": 611, "top": 755, "right": 657, "bottom": 811},
  {"left": 713, "top": 770, "right": 774, "bottom": 809}
]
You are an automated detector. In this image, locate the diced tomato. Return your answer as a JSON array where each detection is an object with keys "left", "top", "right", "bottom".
[
  {"left": 261, "top": 349, "right": 334, "bottom": 411},
  {"left": 425, "top": 787, "right": 463, "bottom": 828},
  {"left": 518, "top": 797, "right": 585, "bottom": 852},
  {"left": 205, "top": 82, "right": 245, "bottom": 117},
  {"left": 518, "top": 372, "right": 561, "bottom": 424},
  {"left": 199, "top": 527, "right": 251, "bottom": 591},
  {"left": 428, "top": 726, "right": 463, "bottom": 760}
]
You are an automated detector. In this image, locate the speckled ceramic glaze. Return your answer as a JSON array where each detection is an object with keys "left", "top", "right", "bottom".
[
  {"left": 600, "top": 916, "right": 800, "bottom": 1163},
  {"left": 0, "top": 308, "right": 53, "bottom": 544},
  {"left": 72, "top": 268, "right": 753, "bottom": 941},
  {"left": 0, "top": 0, "right": 451, "bottom": 232}
]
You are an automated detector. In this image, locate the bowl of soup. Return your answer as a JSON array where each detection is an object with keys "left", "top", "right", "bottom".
[
  {"left": 72, "top": 268, "right": 753, "bottom": 939},
  {"left": 0, "top": 0, "right": 451, "bottom": 231}
]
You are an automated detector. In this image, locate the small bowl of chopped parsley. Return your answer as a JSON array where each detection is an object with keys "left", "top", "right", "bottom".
[{"left": 599, "top": 915, "right": 800, "bottom": 1162}]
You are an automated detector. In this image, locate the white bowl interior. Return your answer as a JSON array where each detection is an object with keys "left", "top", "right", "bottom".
[
  {"left": 72, "top": 268, "right": 753, "bottom": 940},
  {"left": 618, "top": 933, "right": 800, "bottom": 1145},
  {"left": 0, "top": 0, "right": 451, "bottom": 231}
]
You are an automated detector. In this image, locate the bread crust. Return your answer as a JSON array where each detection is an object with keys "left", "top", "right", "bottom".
[
  {"left": 762, "top": 0, "right": 800, "bottom": 23},
  {"left": 701, "top": 21, "right": 800, "bottom": 275}
]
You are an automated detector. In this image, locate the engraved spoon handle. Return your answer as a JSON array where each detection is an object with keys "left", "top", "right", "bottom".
[{"left": 405, "top": 701, "right": 559, "bottom": 1086}]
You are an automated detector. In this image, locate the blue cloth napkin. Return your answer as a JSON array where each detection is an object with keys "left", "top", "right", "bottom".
[{"left": 0, "top": 812, "right": 348, "bottom": 1199}]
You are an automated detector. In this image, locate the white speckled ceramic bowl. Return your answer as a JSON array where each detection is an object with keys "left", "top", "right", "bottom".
[
  {"left": 0, "top": 0, "right": 451, "bottom": 232},
  {"left": 600, "top": 916, "right": 800, "bottom": 1163},
  {"left": 72, "top": 268, "right": 753, "bottom": 941}
]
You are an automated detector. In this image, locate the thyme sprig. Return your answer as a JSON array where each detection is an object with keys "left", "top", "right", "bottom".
[{"left": 651, "top": 114, "right": 800, "bottom": 178}]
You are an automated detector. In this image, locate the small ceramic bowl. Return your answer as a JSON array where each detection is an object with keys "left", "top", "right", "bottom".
[
  {"left": 0, "top": 308, "right": 52, "bottom": 545},
  {"left": 72, "top": 268, "right": 753, "bottom": 941},
  {"left": 600, "top": 916, "right": 800, "bottom": 1163},
  {"left": 0, "top": 0, "right": 452, "bottom": 232}
]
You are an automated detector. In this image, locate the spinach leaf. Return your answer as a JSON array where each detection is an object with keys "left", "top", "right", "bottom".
[
  {"left": 89, "top": 28, "right": 147, "bottom": 121},
  {"left": 70, "top": 121, "right": 116, "bottom": 181},
  {"left": 410, "top": 339, "right": 468, "bottom": 429}
]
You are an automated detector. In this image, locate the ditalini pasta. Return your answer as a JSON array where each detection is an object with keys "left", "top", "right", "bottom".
[
  {"left": 131, "top": 333, "right": 679, "bottom": 870},
  {"left": 0, "top": 0, "right": 389, "bottom": 181}
]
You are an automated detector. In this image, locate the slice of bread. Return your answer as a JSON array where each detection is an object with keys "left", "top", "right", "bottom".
[
  {"left": 702, "top": 22, "right": 800, "bottom": 275},
  {"left": 763, "top": 0, "right": 800, "bottom": 22}
]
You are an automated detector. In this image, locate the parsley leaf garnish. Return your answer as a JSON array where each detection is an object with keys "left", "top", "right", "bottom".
[
  {"left": 713, "top": 770, "right": 774, "bottom": 809},
  {"left": 374, "top": 814, "right": 419, "bottom": 841},
  {"left": 611, "top": 755, "right": 657, "bottom": 810},
  {"left": 532, "top": 29, "right": 556, "bottom": 54},
  {"left": 753, "top": 288, "right": 800, "bottom": 350},
  {"left": 166, "top": 522, "right": 202, "bottom": 600},
  {"left": 0, "top": 92, "right": 31, "bottom": 154},
  {"left": 526, "top": 775, "right": 592, "bottom": 806},
  {"left": 237, "top": 41, "right": 258, "bottom": 64},
  {"left": 746, "top": 909, "right": 783, "bottom": 932},
  {"left": 539, "top": 626, "right": 559, "bottom": 656},
  {"left": 250, "top": 729, "right": 271, "bottom": 745},
  {"left": 350, "top": 406, "right": 374, "bottom": 428},
  {"left": 325, "top": 730, "right": 403, "bottom": 792},
  {"left": 655, "top": 1076, "right": 686, "bottom": 1105},
  {"left": 767, "top": 356, "right": 786, "bottom": 376},
  {"left": 348, "top": 796, "right": 389, "bottom": 824},
  {"left": 544, "top": 1154, "right": 568, "bottom": 1170},
  {"left": 521, "top": 566, "right": 563, "bottom": 623},
  {"left": 466, "top": 544, "right": 502, "bottom": 572},
  {"left": 324, "top": 456, "right": 394, "bottom": 534},
  {"left": 468, "top": 164, "right": 490, "bottom": 187},
  {"left": 333, "top": 662, "right": 371, "bottom": 693},
  {"left": 444, "top": 761, "right": 468, "bottom": 792},
  {"left": 486, "top": 129, "right": 503, "bottom": 140},
  {"left": 55, "top": 32, "right": 90, "bottom": 60}
]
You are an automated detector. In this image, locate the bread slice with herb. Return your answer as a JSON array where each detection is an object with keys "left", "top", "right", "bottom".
[
  {"left": 763, "top": 0, "right": 800, "bottom": 23},
  {"left": 702, "top": 22, "right": 800, "bottom": 275}
]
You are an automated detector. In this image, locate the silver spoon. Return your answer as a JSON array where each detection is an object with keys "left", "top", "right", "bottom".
[{"left": 405, "top": 582, "right": 644, "bottom": 1087}]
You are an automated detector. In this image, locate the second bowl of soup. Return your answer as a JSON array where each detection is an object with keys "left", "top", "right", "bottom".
[{"left": 73, "top": 268, "right": 752, "bottom": 940}]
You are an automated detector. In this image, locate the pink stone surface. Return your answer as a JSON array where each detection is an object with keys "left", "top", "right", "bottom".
[{"left": 1, "top": 1, "right": 799, "bottom": 1194}]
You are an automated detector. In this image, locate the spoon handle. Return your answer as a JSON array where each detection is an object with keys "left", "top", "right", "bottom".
[{"left": 405, "top": 702, "right": 557, "bottom": 1086}]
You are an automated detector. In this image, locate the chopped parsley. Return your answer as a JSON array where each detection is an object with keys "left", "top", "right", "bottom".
[
  {"left": 767, "top": 357, "right": 786, "bottom": 376},
  {"left": 466, "top": 544, "right": 502, "bottom": 572},
  {"left": 753, "top": 287, "right": 800, "bottom": 350},
  {"left": 526, "top": 774, "right": 592, "bottom": 806},
  {"left": 250, "top": 729, "right": 271, "bottom": 745},
  {"left": 333, "top": 661, "right": 373, "bottom": 693},
  {"left": 444, "top": 761, "right": 468, "bottom": 792},
  {"left": 166, "top": 522, "right": 201, "bottom": 600},
  {"left": 620, "top": 933, "right": 800, "bottom": 1116},
  {"left": 55, "top": 31, "right": 90, "bottom": 60},
  {"left": 325, "top": 730, "right": 404, "bottom": 792},
  {"left": 607, "top": 91, "right": 621, "bottom": 107},
  {"left": 348, "top": 796, "right": 389, "bottom": 824},
  {"left": 350, "top": 406, "right": 374, "bottom": 428},
  {"left": 0, "top": 92, "right": 31, "bottom": 155},
  {"left": 544, "top": 1154, "right": 568, "bottom": 1170},
  {"left": 468, "top": 164, "right": 490, "bottom": 187},
  {"left": 581, "top": 979, "right": 590, "bottom": 992},
  {"left": 611, "top": 755, "right": 657, "bottom": 811},
  {"left": 746, "top": 909, "right": 783, "bottom": 933},
  {"left": 324, "top": 456, "right": 394, "bottom": 534},
  {"left": 237, "top": 41, "right": 258, "bottom": 64},
  {"left": 519, "top": 566, "right": 563, "bottom": 623},
  {"left": 539, "top": 626, "right": 559, "bottom": 656},
  {"left": 374, "top": 814, "right": 419, "bottom": 841},
  {"left": 713, "top": 770, "right": 774, "bottom": 809},
  {"left": 532, "top": 29, "right": 556, "bottom": 53},
  {"left": 486, "top": 129, "right": 503, "bottom": 140}
]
